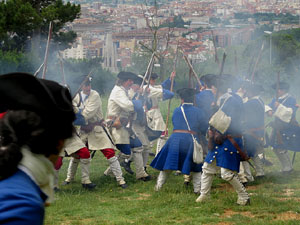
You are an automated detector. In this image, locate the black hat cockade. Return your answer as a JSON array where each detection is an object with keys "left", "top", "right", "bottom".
[
  {"left": 0, "top": 72, "right": 75, "bottom": 139},
  {"left": 117, "top": 71, "right": 138, "bottom": 81},
  {"left": 271, "top": 81, "right": 290, "bottom": 91},
  {"left": 177, "top": 88, "right": 196, "bottom": 103}
]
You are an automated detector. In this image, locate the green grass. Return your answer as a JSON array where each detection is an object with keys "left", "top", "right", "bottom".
[{"left": 45, "top": 96, "right": 300, "bottom": 225}]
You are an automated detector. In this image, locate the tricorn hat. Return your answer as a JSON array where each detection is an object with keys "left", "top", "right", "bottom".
[
  {"left": 133, "top": 75, "right": 144, "bottom": 85},
  {"left": 271, "top": 81, "right": 289, "bottom": 91},
  {"left": 0, "top": 73, "right": 75, "bottom": 139},
  {"left": 177, "top": 88, "right": 196, "bottom": 103},
  {"left": 117, "top": 71, "right": 137, "bottom": 81}
]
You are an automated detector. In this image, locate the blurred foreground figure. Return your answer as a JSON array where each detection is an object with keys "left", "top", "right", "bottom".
[
  {"left": 151, "top": 88, "right": 207, "bottom": 194},
  {"left": 196, "top": 76, "right": 250, "bottom": 206},
  {"left": 266, "top": 81, "right": 299, "bottom": 173},
  {"left": 0, "top": 73, "right": 74, "bottom": 224}
]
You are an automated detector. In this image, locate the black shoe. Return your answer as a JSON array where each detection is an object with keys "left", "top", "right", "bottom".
[
  {"left": 242, "top": 182, "right": 248, "bottom": 187},
  {"left": 62, "top": 181, "right": 70, "bottom": 186},
  {"left": 261, "top": 158, "right": 273, "bottom": 167},
  {"left": 256, "top": 175, "right": 265, "bottom": 180},
  {"left": 82, "top": 183, "right": 96, "bottom": 190},
  {"left": 138, "top": 175, "right": 152, "bottom": 182},
  {"left": 120, "top": 161, "right": 134, "bottom": 175},
  {"left": 120, "top": 183, "right": 128, "bottom": 189},
  {"left": 144, "top": 167, "right": 147, "bottom": 173},
  {"left": 184, "top": 181, "right": 190, "bottom": 187},
  {"left": 53, "top": 187, "right": 60, "bottom": 192},
  {"left": 149, "top": 152, "right": 155, "bottom": 157}
]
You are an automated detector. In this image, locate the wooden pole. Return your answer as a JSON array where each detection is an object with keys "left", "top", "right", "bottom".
[{"left": 42, "top": 21, "right": 53, "bottom": 79}]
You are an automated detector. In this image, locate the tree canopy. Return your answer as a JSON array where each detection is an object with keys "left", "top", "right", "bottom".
[{"left": 0, "top": 0, "right": 80, "bottom": 53}]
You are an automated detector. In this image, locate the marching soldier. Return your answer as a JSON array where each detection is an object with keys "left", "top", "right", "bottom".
[
  {"left": 238, "top": 83, "right": 265, "bottom": 184},
  {"left": 151, "top": 88, "right": 207, "bottom": 194},
  {"left": 64, "top": 77, "right": 127, "bottom": 188},
  {"left": 196, "top": 76, "right": 250, "bottom": 206},
  {"left": 55, "top": 135, "right": 96, "bottom": 190},
  {"left": 107, "top": 71, "right": 143, "bottom": 175},
  {"left": 144, "top": 72, "right": 175, "bottom": 155},
  {"left": 266, "top": 81, "right": 299, "bottom": 173}
]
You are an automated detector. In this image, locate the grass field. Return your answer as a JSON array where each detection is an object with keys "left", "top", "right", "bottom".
[{"left": 45, "top": 96, "right": 300, "bottom": 225}]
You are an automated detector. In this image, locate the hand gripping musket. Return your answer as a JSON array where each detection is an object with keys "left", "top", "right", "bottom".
[
  {"left": 251, "top": 41, "right": 265, "bottom": 83},
  {"left": 180, "top": 48, "right": 203, "bottom": 89},
  {"left": 164, "top": 43, "right": 179, "bottom": 137},
  {"left": 72, "top": 69, "right": 95, "bottom": 99},
  {"left": 42, "top": 21, "right": 53, "bottom": 79}
]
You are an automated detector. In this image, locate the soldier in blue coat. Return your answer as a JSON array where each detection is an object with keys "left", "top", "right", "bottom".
[
  {"left": 266, "top": 81, "right": 299, "bottom": 173},
  {"left": 151, "top": 88, "right": 207, "bottom": 194},
  {"left": 196, "top": 76, "right": 250, "bottom": 206},
  {"left": 240, "top": 83, "right": 265, "bottom": 181}
]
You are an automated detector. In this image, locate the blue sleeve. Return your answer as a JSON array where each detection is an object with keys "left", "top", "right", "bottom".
[
  {"left": 162, "top": 89, "right": 174, "bottom": 101},
  {"left": 73, "top": 112, "right": 86, "bottom": 126},
  {"left": 269, "top": 98, "right": 276, "bottom": 110},
  {"left": 196, "top": 108, "right": 208, "bottom": 134},
  {"left": 0, "top": 193, "right": 44, "bottom": 225},
  {"left": 132, "top": 100, "right": 143, "bottom": 112},
  {"left": 161, "top": 78, "right": 175, "bottom": 90}
]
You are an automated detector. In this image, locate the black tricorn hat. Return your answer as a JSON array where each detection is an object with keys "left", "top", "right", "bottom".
[
  {"left": 117, "top": 71, "right": 137, "bottom": 81},
  {"left": 177, "top": 88, "right": 196, "bottom": 103},
  {"left": 0, "top": 73, "right": 75, "bottom": 138},
  {"left": 133, "top": 75, "right": 144, "bottom": 85},
  {"left": 200, "top": 74, "right": 218, "bottom": 87},
  {"left": 271, "top": 81, "right": 289, "bottom": 91}
]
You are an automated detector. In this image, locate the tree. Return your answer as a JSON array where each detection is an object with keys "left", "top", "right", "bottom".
[{"left": 0, "top": 0, "right": 80, "bottom": 55}]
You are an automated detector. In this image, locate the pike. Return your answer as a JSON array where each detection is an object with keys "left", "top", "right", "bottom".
[
  {"left": 42, "top": 21, "right": 53, "bottom": 79},
  {"left": 34, "top": 62, "right": 44, "bottom": 77},
  {"left": 180, "top": 48, "right": 203, "bottom": 89},
  {"left": 164, "top": 42, "right": 179, "bottom": 136},
  {"left": 251, "top": 41, "right": 265, "bottom": 83}
]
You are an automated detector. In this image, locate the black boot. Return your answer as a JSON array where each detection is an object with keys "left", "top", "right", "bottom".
[
  {"left": 82, "top": 183, "right": 96, "bottom": 190},
  {"left": 120, "top": 161, "right": 134, "bottom": 175}
]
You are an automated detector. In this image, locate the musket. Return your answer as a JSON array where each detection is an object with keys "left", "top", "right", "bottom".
[
  {"left": 276, "top": 71, "right": 280, "bottom": 101},
  {"left": 219, "top": 52, "right": 227, "bottom": 76},
  {"left": 42, "top": 21, "right": 53, "bottom": 79},
  {"left": 180, "top": 48, "right": 202, "bottom": 89},
  {"left": 234, "top": 50, "right": 238, "bottom": 76},
  {"left": 72, "top": 69, "right": 95, "bottom": 99},
  {"left": 58, "top": 52, "right": 66, "bottom": 85},
  {"left": 211, "top": 30, "right": 219, "bottom": 64},
  {"left": 164, "top": 43, "right": 179, "bottom": 136},
  {"left": 138, "top": 52, "right": 156, "bottom": 99},
  {"left": 34, "top": 62, "right": 44, "bottom": 77},
  {"left": 251, "top": 41, "right": 265, "bottom": 83}
]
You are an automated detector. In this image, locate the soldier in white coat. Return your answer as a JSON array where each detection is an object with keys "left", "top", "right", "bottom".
[
  {"left": 107, "top": 71, "right": 143, "bottom": 175},
  {"left": 54, "top": 134, "right": 96, "bottom": 190},
  {"left": 144, "top": 72, "right": 175, "bottom": 156},
  {"left": 63, "top": 77, "right": 127, "bottom": 188}
]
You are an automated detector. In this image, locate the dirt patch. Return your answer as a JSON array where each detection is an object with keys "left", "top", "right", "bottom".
[
  {"left": 274, "top": 211, "right": 300, "bottom": 221},
  {"left": 221, "top": 209, "right": 255, "bottom": 219},
  {"left": 276, "top": 197, "right": 300, "bottom": 202},
  {"left": 216, "top": 183, "right": 233, "bottom": 191},
  {"left": 246, "top": 184, "right": 264, "bottom": 190},
  {"left": 215, "top": 222, "right": 234, "bottom": 225},
  {"left": 136, "top": 193, "right": 151, "bottom": 200},
  {"left": 282, "top": 189, "right": 294, "bottom": 196}
]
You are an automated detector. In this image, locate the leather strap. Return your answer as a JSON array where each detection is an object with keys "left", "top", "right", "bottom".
[
  {"left": 173, "top": 129, "right": 197, "bottom": 135},
  {"left": 227, "top": 135, "right": 249, "bottom": 161}
]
